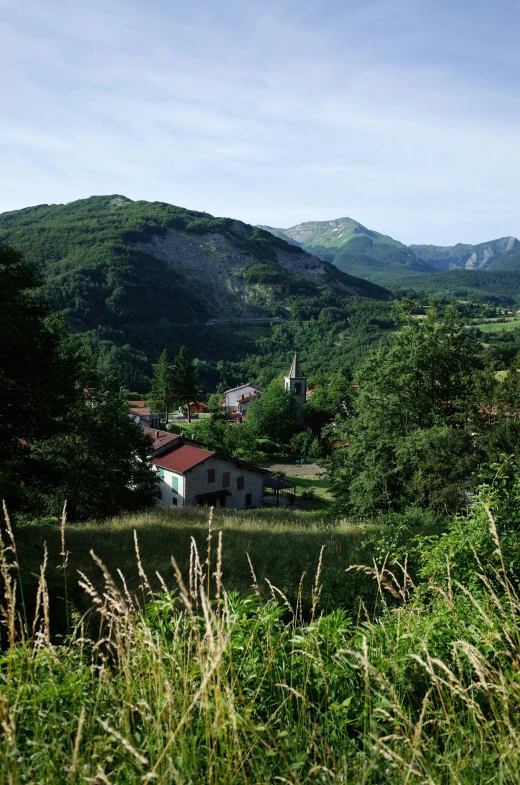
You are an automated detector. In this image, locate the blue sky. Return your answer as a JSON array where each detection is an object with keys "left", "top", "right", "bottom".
[{"left": 1, "top": 0, "right": 519, "bottom": 244}]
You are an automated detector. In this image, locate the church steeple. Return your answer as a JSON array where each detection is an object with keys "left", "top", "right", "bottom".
[
  {"left": 288, "top": 352, "right": 303, "bottom": 379},
  {"left": 284, "top": 352, "right": 306, "bottom": 407}
]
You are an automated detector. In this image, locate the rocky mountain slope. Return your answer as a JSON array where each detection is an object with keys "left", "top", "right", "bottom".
[
  {"left": 410, "top": 237, "right": 520, "bottom": 271},
  {"left": 261, "top": 219, "right": 520, "bottom": 285},
  {"left": 0, "top": 196, "right": 389, "bottom": 388}
]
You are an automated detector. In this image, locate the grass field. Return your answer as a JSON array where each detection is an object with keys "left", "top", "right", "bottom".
[
  {"left": 472, "top": 318, "right": 520, "bottom": 333},
  {"left": 3, "top": 503, "right": 520, "bottom": 782},
  {"left": 14, "top": 508, "right": 388, "bottom": 633},
  {"left": 263, "top": 462, "right": 333, "bottom": 507}
]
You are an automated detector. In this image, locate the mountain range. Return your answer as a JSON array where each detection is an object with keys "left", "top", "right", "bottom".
[
  {"left": 3, "top": 194, "right": 520, "bottom": 389},
  {"left": 0, "top": 196, "right": 388, "bottom": 389},
  {"left": 260, "top": 219, "right": 520, "bottom": 284}
]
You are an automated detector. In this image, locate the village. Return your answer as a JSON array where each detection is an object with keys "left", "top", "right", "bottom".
[{"left": 127, "top": 353, "right": 322, "bottom": 510}]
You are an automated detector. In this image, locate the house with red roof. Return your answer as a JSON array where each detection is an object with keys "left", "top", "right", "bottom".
[
  {"left": 223, "top": 383, "right": 262, "bottom": 415},
  {"left": 128, "top": 402, "right": 160, "bottom": 429},
  {"left": 152, "top": 439, "right": 268, "bottom": 508},
  {"left": 142, "top": 427, "right": 180, "bottom": 457}
]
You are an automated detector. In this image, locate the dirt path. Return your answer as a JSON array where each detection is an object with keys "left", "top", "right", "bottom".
[{"left": 264, "top": 462, "right": 326, "bottom": 478}]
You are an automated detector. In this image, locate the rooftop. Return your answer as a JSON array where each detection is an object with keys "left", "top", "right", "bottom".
[
  {"left": 142, "top": 427, "right": 180, "bottom": 452},
  {"left": 224, "top": 383, "right": 262, "bottom": 395},
  {"left": 152, "top": 444, "right": 215, "bottom": 474},
  {"left": 129, "top": 406, "right": 153, "bottom": 417}
]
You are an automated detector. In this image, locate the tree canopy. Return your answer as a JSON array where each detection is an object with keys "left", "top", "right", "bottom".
[
  {"left": 327, "top": 305, "right": 485, "bottom": 515},
  {"left": 0, "top": 244, "right": 157, "bottom": 520},
  {"left": 246, "top": 379, "right": 299, "bottom": 444}
]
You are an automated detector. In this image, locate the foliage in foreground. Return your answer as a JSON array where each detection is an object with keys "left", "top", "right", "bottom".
[
  {"left": 327, "top": 302, "right": 520, "bottom": 516},
  {"left": 0, "top": 244, "right": 157, "bottom": 520},
  {"left": 2, "top": 498, "right": 520, "bottom": 783}
]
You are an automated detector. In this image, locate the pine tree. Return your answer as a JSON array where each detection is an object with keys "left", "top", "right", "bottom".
[
  {"left": 171, "top": 346, "right": 199, "bottom": 423},
  {"left": 149, "top": 349, "right": 175, "bottom": 422}
]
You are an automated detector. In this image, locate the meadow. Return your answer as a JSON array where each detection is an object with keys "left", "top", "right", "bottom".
[
  {"left": 12, "top": 508, "right": 387, "bottom": 629},
  {"left": 472, "top": 318, "right": 520, "bottom": 333},
  {"left": 3, "top": 503, "right": 520, "bottom": 783}
]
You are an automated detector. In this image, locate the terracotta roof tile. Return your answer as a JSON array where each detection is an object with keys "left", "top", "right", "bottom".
[{"left": 152, "top": 445, "right": 215, "bottom": 474}]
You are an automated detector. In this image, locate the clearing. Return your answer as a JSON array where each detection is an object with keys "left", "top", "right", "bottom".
[
  {"left": 15, "top": 508, "right": 384, "bottom": 631},
  {"left": 263, "top": 461, "right": 332, "bottom": 506},
  {"left": 472, "top": 318, "right": 520, "bottom": 333}
]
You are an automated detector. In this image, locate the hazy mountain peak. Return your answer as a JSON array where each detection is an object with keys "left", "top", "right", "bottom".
[
  {"left": 282, "top": 217, "right": 374, "bottom": 248},
  {"left": 410, "top": 236, "right": 520, "bottom": 271}
]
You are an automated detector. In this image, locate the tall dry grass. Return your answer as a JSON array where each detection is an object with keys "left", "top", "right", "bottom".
[{"left": 1, "top": 502, "right": 520, "bottom": 783}]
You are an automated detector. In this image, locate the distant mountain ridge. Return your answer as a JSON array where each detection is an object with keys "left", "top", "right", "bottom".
[
  {"left": 410, "top": 237, "right": 520, "bottom": 271},
  {"left": 260, "top": 218, "right": 520, "bottom": 285}
]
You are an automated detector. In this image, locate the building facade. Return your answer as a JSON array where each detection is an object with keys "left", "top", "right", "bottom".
[
  {"left": 223, "top": 383, "right": 262, "bottom": 415},
  {"left": 152, "top": 443, "right": 267, "bottom": 509}
]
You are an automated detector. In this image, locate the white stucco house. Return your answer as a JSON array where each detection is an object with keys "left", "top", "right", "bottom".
[
  {"left": 223, "top": 384, "right": 262, "bottom": 415},
  {"left": 128, "top": 401, "right": 160, "bottom": 429},
  {"left": 152, "top": 441, "right": 268, "bottom": 509}
]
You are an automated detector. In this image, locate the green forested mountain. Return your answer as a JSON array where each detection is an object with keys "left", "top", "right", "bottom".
[
  {"left": 261, "top": 219, "right": 520, "bottom": 288},
  {"left": 394, "top": 269, "right": 520, "bottom": 305},
  {"left": 271, "top": 217, "right": 433, "bottom": 283},
  {"left": 0, "top": 196, "right": 389, "bottom": 390}
]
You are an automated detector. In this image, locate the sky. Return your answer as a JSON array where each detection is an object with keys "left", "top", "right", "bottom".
[{"left": 1, "top": 0, "right": 520, "bottom": 245}]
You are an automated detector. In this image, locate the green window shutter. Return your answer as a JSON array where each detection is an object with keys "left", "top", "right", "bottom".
[
  {"left": 171, "top": 475, "right": 179, "bottom": 493},
  {"left": 157, "top": 468, "right": 165, "bottom": 480}
]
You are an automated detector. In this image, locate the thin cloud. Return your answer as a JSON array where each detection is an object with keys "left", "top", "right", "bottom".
[{"left": 0, "top": 0, "right": 519, "bottom": 244}]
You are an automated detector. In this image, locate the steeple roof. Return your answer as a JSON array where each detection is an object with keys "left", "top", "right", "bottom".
[{"left": 288, "top": 352, "right": 304, "bottom": 378}]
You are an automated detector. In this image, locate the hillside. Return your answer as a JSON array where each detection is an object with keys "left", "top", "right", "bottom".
[
  {"left": 0, "top": 196, "right": 389, "bottom": 389},
  {"left": 263, "top": 218, "right": 435, "bottom": 283},
  {"left": 394, "top": 269, "right": 520, "bottom": 305},
  {"left": 410, "top": 236, "right": 520, "bottom": 271},
  {"left": 262, "top": 219, "right": 520, "bottom": 290}
]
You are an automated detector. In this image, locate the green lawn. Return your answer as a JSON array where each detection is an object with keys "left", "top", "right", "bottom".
[{"left": 472, "top": 318, "right": 520, "bottom": 333}]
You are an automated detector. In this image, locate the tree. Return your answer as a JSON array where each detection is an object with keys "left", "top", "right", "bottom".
[
  {"left": 303, "top": 369, "right": 354, "bottom": 435},
  {"left": 148, "top": 349, "right": 175, "bottom": 421},
  {"left": 25, "top": 380, "right": 158, "bottom": 520},
  {"left": 246, "top": 379, "right": 298, "bottom": 444},
  {"left": 327, "top": 305, "right": 484, "bottom": 516},
  {"left": 0, "top": 244, "right": 158, "bottom": 520},
  {"left": 0, "top": 245, "right": 79, "bottom": 501},
  {"left": 171, "top": 346, "right": 199, "bottom": 423}
]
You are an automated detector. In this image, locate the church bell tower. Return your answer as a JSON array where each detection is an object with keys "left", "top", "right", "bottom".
[{"left": 284, "top": 352, "right": 306, "bottom": 408}]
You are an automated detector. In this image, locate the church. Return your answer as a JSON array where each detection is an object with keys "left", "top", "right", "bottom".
[
  {"left": 223, "top": 353, "right": 307, "bottom": 420},
  {"left": 284, "top": 352, "right": 307, "bottom": 408}
]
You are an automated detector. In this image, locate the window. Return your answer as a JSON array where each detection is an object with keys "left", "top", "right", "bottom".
[
  {"left": 157, "top": 467, "right": 165, "bottom": 480},
  {"left": 222, "top": 472, "right": 230, "bottom": 488},
  {"left": 245, "top": 493, "right": 252, "bottom": 507},
  {"left": 171, "top": 475, "right": 178, "bottom": 493},
  {"left": 294, "top": 383, "right": 301, "bottom": 395},
  {"left": 208, "top": 468, "right": 215, "bottom": 484},
  {"left": 172, "top": 497, "right": 178, "bottom": 506},
  {"left": 237, "top": 476, "right": 244, "bottom": 491}
]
